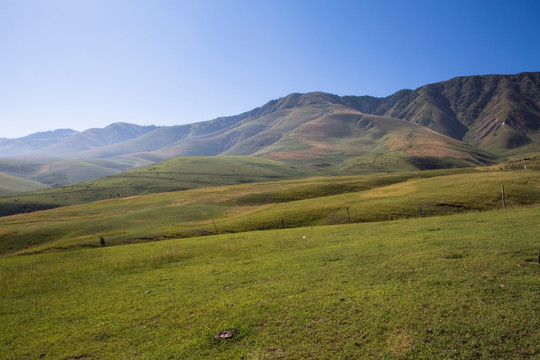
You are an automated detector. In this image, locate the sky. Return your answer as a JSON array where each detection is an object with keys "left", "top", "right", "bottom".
[{"left": 1, "top": 0, "right": 539, "bottom": 138}]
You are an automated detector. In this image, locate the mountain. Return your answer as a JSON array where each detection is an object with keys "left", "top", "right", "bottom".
[
  {"left": 40, "top": 73, "right": 538, "bottom": 164},
  {"left": 41, "top": 92, "right": 490, "bottom": 169},
  {"left": 342, "top": 72, "right": 540, "bottom": 155},
  {"left": 0, "top": 129, "right": 79, "bottom": 157},
  {"left": 44, "top": 92, "right": 493, "bottom": 170},
  {"left": 2, "top": 73, "right": 539, "bottom": 189}
]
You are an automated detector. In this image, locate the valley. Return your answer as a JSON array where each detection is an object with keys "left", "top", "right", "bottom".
[{"left": 1, "top": 72, "right": 540, "bottom": 359}]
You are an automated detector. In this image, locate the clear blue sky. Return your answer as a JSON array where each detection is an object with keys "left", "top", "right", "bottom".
[{"left": 1, "top": 0, "right": 539, "bottom": 138}]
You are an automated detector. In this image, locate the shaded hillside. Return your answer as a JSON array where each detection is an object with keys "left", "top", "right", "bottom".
[{"left": 243, "top": 105, "right": 495, "bottom": 169}]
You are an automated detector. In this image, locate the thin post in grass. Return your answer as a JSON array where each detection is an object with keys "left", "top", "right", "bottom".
[
  {"left": 281, "top": 218, "right": 285, "bottom": 229},
  {"left": 211, "top": 219, "right": 218, "bottom": 234},
  {"left": 346, "top": 207, "right": 351, "bottom": 224},
  {"left": 501, "top": 185, "right": 506, "bottom": 210},
  {"left": 419, "top": 206, "right": 423, "bottom": 217}
]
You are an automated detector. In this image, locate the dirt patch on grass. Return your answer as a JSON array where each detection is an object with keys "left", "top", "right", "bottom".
[{"left": 246, "top": 346, "right": 286, "bottom": 359}]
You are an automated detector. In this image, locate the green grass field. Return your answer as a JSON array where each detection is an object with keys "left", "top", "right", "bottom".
[
  {"left": 1, "top": 207, "right": 539, "bottom": 359},
  {"left": 1, "top": 168, "right": 538, "bottom": 256},
  {"left": 1, "top": 165, "right": 539, "bottom": 359}
]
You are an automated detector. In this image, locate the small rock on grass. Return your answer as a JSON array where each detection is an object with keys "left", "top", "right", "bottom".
[{"left": 214, "top": 329, "right": 236, "bottom": 340}]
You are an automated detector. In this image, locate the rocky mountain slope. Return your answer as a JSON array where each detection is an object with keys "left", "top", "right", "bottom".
[{"left": 343, "top": 72, "right": 540, "bottom": 154}]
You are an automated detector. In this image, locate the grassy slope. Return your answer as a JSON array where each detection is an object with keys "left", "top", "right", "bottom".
[
  {"left": 0, "top": 172, "right": 48, "bottom": 195},
  {"left": 0, "top": 156, "right": 306, "bottom": 217},
  {"left": 1, "top": 168, "right": 539, "bottom": 256},
  {"left": 1, "top": 207, "right": 539, "bottom": 359}
]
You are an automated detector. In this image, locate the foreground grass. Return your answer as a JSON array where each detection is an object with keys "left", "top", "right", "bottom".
[{"left": 1, "top": 207, "right": 539, "bottom": 359}]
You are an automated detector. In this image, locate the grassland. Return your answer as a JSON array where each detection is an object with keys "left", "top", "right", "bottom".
[
  {"left": 1, "top": 167, "right": 539, "bottom": 256},
  {"left": 1, "top": 206, "right": 539, "bottom": 359},
  {"left": 0, "top": 156, "right": 306, "bottom": 217}
]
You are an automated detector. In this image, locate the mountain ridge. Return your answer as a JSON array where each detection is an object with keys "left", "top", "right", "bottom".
[
  {"left": 342, "top": 72, "right": 540, "bottom": 153},
  {"left": 0, "top": 129, "right": 79, "bottom": 157},
  {"left": 4, "top": 73, "right": 539, "bottom": 160}
]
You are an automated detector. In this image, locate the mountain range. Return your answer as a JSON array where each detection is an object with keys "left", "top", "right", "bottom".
[{"left": 1, "top": 72, "right": 539, "bottom": 190}]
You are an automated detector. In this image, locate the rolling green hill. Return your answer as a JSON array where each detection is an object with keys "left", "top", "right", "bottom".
[
  {"left": 0, "top": 172, "right": 48, "bottom": 195},
  {"left": 0, "top": 156, "right": 306, "bottom": 217},
  {"left": 1, "top": 167, "right": 538, "bottom": 256},
  {"left": 1, "top": 158, "right": 539, "bottom": 358}
]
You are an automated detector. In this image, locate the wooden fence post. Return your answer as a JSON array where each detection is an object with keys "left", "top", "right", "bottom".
[
  {"left": 501, "top": 185, "right": 506, "bottom": 210},
  {"left": 212, "top": 219, "right": 218, "bottom": 234},
  {"left": 346, "top": 207, "right": 351, "bottom": 224}
]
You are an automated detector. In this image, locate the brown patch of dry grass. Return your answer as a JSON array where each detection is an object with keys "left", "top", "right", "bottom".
[
  {"left": 389, "top": 130, "right": 473, "bottom": 159},
  {"left": 386, "top": 328, "right": 413, "bottom": 354}
]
